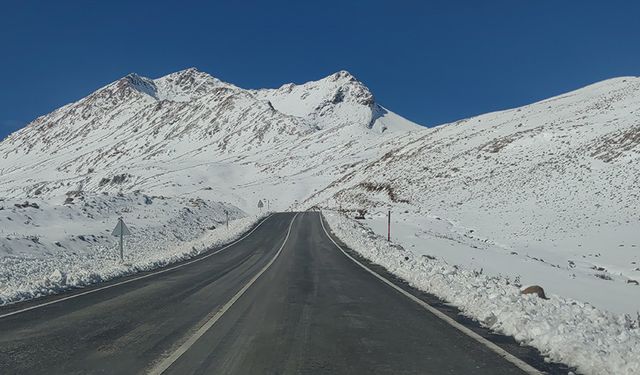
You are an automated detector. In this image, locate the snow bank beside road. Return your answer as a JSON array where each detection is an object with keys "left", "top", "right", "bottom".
[
  {"left": 361, "top": 211, "right": 640, "bottom": 315},
  {"left": 0, "top": 193, "right": 266, "bottom": 306},
  {"left": 323, "top": 211, "right": 640, "bottom": 375}
]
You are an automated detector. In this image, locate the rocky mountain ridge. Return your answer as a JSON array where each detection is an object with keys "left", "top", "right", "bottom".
[{"left": 0, "top": 68, "right": 421, "bottom": 210}]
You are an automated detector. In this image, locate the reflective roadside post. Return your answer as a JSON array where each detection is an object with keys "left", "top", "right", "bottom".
[{"left": 388, "top": 210, "right": 391, "bottom": 242}]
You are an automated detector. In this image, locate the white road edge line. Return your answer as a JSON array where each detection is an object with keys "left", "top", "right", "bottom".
[
  {"left": 147, "top": 212, "right": 300, "bottom": 375},
  {"left": 0, "top": 214, "right": 275, "bottom": 320},
  {"left": 318, "top": 211, "right": 542, "bottom": 375}
]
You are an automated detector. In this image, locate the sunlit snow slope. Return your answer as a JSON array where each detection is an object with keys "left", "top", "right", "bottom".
[
  {"left": 0, "top": 68, "right": 420, "bottom": 213},
  {"left": 305, "top": 76, "right": 640, "bottom": 313}
]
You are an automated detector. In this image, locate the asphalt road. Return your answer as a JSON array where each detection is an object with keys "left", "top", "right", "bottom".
[{"left": 0, "top": 212, "right": 532, "bottom": 374}]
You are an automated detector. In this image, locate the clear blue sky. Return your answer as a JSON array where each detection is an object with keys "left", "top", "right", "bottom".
[{"left": 1, "top": 0, "right": 639, "bottom": 138}]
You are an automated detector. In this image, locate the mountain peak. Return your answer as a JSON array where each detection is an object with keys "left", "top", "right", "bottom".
[
  {"left": 181, "top": 66, "right": 200, "bottom": 74},
  {"left": 152, "top": 68, "right": 238, "bottom": 101},
  {"left": 115, "top": 72, "right": 158, "bottom": 98},
  {"left": 246, "top": 69, "right": 381, "bottom": 130},
  {"left": 165, "top": 67, "right": 207, "bottom": 79},
  {"left": 157, "top": 67, "right": 215, "bottom": 84},
  {"left": 122, "top": 72, "right": 153, "bottom": 85},
  {"left": 317, "top": 70, "right": 374, "bottom": 105},
  {"left": 328, "top": 70, "right": 357, "bottom": 82}
]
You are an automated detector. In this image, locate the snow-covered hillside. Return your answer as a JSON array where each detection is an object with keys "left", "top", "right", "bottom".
[
  {"left": 305, "top": 76, "right": 640, "bottom": 314},
  {"left": 0, "top": 68, "right": 420, "bottom": 214}
]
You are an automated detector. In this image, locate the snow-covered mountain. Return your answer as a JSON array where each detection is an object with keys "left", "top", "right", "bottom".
[
  {"left": 0, "top": 68, "right": 420, "bottom": 212},
  {"left": 305, "top": 76, "right": 640, "bottom": 314}
]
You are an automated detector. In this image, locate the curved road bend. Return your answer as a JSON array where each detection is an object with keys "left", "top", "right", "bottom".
[{"left": 0, "top": 212, "right": 532, "bottom": 374}]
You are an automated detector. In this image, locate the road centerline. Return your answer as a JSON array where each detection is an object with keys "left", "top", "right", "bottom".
[{"left": 147, "top": 212, "right": 300, "bottom": 375}]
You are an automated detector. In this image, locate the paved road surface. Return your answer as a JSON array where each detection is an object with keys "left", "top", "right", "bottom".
[{"left": 0, "top": 212, "right": 532, "bottom": 374}]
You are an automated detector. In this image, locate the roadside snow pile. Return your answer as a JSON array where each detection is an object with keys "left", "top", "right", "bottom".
[
  {"left": 0, "top": 193, "right": 264, "bottom": 306},
  {"left": 359, "top": 210, "right": 640, "bottom": 315},
  {"left": 323, "top": 211, "right": 640, "bottom": 375}
]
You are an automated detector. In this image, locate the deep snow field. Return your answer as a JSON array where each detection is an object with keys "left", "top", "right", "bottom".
[
  {"left": 0, "top": 192, "right": 256, "bottom": 305},
  {"left": 362, "top": 209, "right": 639, "bottom": 315}
]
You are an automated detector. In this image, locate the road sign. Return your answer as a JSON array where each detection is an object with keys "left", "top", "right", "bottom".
[
  {"left": 257, "top": 200, "right": 264, "bottom": 208},
  {"left": 112, "top": 217, "right": 131, "bottom": 262},
  {"left": 112, "top": 218, "right": 131, "bottom": 236}
]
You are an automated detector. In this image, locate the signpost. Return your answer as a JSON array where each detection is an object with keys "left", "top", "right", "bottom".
[
  {"left": 112, "top": 217, "right": 131, "bottom": 262},
  {"left": 224, "top": 209, "right": 229, "bottom": 229}
]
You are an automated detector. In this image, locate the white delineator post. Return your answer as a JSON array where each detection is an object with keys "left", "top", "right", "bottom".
[
  {"left": 120, "top": 220, "right": 124, "bottom": 261},
  {"left": 387, "top": 210, "right": 391, "bottom": 242}
]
